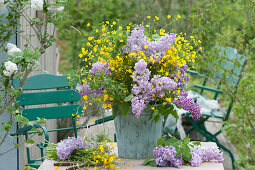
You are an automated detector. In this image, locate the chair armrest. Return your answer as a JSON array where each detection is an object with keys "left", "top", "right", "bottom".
[
  {"left": 94, "top": 115, "right": 113, "bottom": 124},
  {"left": 10, "top": 124, "right": 49, "bottom": 148},
  {"left": 193, "top": 84, "right": 223, "bottom": 94},
  {"left": 187, "top": 70, "right": 206, "bottom": 77}
]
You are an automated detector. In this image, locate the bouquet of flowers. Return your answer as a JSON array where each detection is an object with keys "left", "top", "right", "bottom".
[{"left": 73, "top": 17, "right": 202, "bottom": 121}]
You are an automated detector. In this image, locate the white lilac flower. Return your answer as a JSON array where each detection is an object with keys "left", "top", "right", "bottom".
[
  {"left": 6, "top": 43, "right": 22, "bottom": 58},
  {"left": 3, "top": 61, "right": 18, "bottom": 77},
  {"left": 31, "top": 0, "right": 43, "bottom": 10},
  {"left": 6, "top": 43, "right": 17, "bottom": 50},
  {"left": 3, "top": 70, "right": 13, "bottom": 77},
  {"left": 7, "top": 47, "right": 22, "bottom": 57}
]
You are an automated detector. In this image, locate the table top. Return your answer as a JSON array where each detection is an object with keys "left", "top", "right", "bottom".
[{"left": 39, "top": 142, "right": 224, "bottom": 170}]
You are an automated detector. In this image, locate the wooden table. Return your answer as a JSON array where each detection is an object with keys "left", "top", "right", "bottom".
[{"left": 39, "top": 142, "right": 224, "bottom": 170}]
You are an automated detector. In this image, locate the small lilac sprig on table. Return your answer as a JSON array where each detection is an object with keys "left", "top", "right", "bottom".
[
  {"left": 46, "top": 136, "right": 118, "bottom": 169},
  {"left": 143, "top": 137, "right": 224, "bottom": 168}
]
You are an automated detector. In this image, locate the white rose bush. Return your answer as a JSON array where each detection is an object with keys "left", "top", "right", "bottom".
[{"left": 0, "top": 0, "right": 65, "bottom": 156}]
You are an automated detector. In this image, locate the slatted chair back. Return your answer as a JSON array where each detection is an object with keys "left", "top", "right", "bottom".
[
  {"left": 197, "top": 46, "right": 247, "bottom": 121},
  {"left": 12, "top": 74, "right": 82, "bottom": 135},
  {"left": 12, "top": 74, "right": 83, "bottom": 168}
]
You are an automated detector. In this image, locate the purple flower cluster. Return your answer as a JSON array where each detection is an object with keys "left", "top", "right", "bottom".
[
  {"left": 176, "top": 65, "right": 190, "bottom": 92},
  {"left": 153, "top": 145, "right": 183, "bottom": 168},
  {"left": 89, "top": 61, "right": 109, "bottom": 75},
  {"left": 131, "top": 59, "right": 177, "bottom": 116},
  {"left": 153, "top": 145, "right": 224, "bottom": 168},
  {"left": 79, "top": 82, "right": 104, "bottom": 97},
  {"left": 174, "top": 91, "right": 201, "bottom": 120},
  {"left": 189, "top": 146, "right": 224, "bottom": 167},
  {"left": 56, "top": 136, "right": 92, "bottom": 160},
  {"left": 125, "top": 25, "right": 176, "bottom": 62}
]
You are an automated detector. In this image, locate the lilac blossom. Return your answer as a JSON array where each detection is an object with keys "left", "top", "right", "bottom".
[
  {"left": 174, "top": 91, "right": 201, "bottom": 120},
  {"left": 89, "top": 61, "right": 109, "bottom": 75},
  {"left": 79, "top": 82, "right": 104, "bottom": 97},
  {"left": 125, "top": 25, "right": 176, "bottom": 62},
  {"left": 153, "top": 145, "right": 183, "bottom": 168},
  {"left": 56, "top": 136, "right": 92, "bottom": 160},
  {"left": 189, "top": 145, "right": 203, "bottom": 167},
  {"left": 153, "top": 145, "right": 224, "bottom": 168},
  {"left": 131, "top": 59, "right": 177, "bottom": 116},
  {"left": 202, "top": 147, "right": 224, "bottom": 163}
]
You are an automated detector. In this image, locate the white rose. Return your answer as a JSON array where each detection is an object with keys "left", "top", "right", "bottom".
[
  {"left": 3, "top": 70, "right": 12, "bottom": 77},
  {"left": 4, "top": 61, "right": 18, "bottom": 77},
  {"left": 31, "top": 0, "right": 43, "bottom": 10},
  {"left": 6, "top": 43, "right": 17, "bottom": 50},
  {"left": 7, "top": 47, "right": 22, "bottom": 57}
]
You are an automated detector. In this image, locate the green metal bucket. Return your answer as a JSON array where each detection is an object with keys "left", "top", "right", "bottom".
[{"left": 114, "top": 109, "right": 163, "bottom": 159}]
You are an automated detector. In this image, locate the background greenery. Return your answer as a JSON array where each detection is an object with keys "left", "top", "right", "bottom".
[{"left": 56, "top": 0, "right": 255, "bottom": 169}]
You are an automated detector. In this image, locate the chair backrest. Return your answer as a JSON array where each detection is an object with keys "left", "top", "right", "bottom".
[
  {"left": 12, "top": 74, "right": 82, "bottom": 121},
  {"left": 213, "top": 46, "right": 247, "bottom": 89},
  {"left": 200, "top": 46, "right": 247, "bottom": 120}
]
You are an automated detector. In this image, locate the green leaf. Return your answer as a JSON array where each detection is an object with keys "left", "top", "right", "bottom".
[
  {"left": 14, "top": 115, "right": 29, "bottom": 125},
  {"left": 153, "top": 114, "right": 160, "bottom": 122},
  {"left": 176, "top": 147, "right": 182, "bottom": 157},
  {"left": 6, "top": 106, "right": 13, "bottom": 113},
  {"left": 119, "top": 102, "right": 129, "bottom": 115},
  {"left": 192, "top": 141, "right": 201, "bottom": 146},
  {"left": 152, "top": 34, "right": 161, "bottom": 41},
  {"left": 171, "top": 110, "right": 179, "bottom": 119},
  {"left": 141, "top": 158, "right": 151, "bottom": 166},
  {"left": 112, "top": 104, "right": 118, "bottom": 119},
  {"left": 148, "top": 160, "right": 157, "bottom": 167},
  {"left": 14, "top": 90, "right": 21, "bottom": 97},
  {"left": 141, "top": 158, "right": 157, "bottom": 167},
  {"left": 152, "top": 109, "right": 159, "bottom": 118},
  {"left": 182, "top": 146, "right": 191, "bottom": 161},
  {"left": 157, "top": 138, "right": 165, "bottom": 146},
  {"left": 183, "top": 137, "right": 191, "bottom": 145},
  {"left": 124, "top": 94, "right": 134, "bottom": 102}
]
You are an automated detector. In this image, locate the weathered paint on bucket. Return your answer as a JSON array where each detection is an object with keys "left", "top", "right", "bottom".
[{"left": 114, "top": 109, "right": 163, "bottom": 158}]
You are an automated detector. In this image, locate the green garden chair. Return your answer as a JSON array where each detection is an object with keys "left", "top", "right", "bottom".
[
  {"left": 10, "top": 74, "right": 113, "bottom": 168},
  {"left": 185, "top": 46, "right": 247, "bottom": 169}
]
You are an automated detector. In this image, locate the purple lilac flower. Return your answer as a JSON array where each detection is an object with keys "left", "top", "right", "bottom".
[
  {"left": 79, "top": 82, "right": 104, "bottom": 97},
  {"left": 134, "top": 59, "right": 148, "bottom": 74},
  {"left": 131, "top": 59, "right": 176, "bottom": 116},
  {"left": 89, "top": 61, "right": 109, "bottom": 75},
  {"left": 174, "top": 91, "right": 201, "bottom": 120},
  {"left": 202, "top": 147, "right": 224, "bottom": 163},
  {"left": 189, "top": 145, "right": 203, "bottom": 167},
  {"left": 56, "top": 136, "right": 92, "bottom": 160},
  {"left": 125, "top": 25, "right": 176, "bottom": 62},
  {"left": 153, "top": 144, "right": 224, "bottom": 168},
  {"left": 153, "top": 145, "right": 183, "bottom": 168},
  {"left": 176, "top": 65, "right": 190, "bottom": 92}
]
